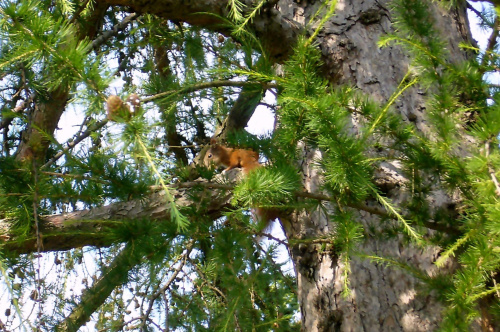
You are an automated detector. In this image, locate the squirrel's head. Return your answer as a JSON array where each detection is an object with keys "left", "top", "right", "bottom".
[{"left": 203, "top": 144, "right": 222, "bottom": 169}]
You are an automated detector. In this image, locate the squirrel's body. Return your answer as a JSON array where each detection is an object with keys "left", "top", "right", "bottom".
[
  {"left": 204, "top": 141, "right": 260, "bottom": 174},
  {"left": 204, "top": 138, "right": 273, "bottom": 228}
]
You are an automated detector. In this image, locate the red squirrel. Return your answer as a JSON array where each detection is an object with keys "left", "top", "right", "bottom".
[
  {"left": 203, "top": 138, "right": 273, "bottom": 226},
  {"left": 203, "top": 138, "right": 260, "bottom": 174},
  {"left": 203, "top": 137, "right": 277, "bottom": 233}
]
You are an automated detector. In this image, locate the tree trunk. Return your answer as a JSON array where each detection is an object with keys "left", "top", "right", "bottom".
[
  {"left": 0, "top": 0, "right": 478, "bottom": 330},
  {"left": 282, "top": 1, "right": 474, "bottom": 331}
]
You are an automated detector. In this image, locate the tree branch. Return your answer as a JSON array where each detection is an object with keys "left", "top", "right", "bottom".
[
  {"left": 43, "top": 80, "right": 272, "bottom": 169},
  {"left": 14, "top": 4, "right": 110, "bottom": 163},
  {"left": 0, "top": 173, "right": 460, "bottom": 256},
  {"left": 0, "top": 180, "right": 231, "bottom": 255},
  {"left": 214, "top": 82, "right": 266, "bottom": 139},
  {"left": 42, "top": 119, "right": 109, "bottom": 169},
  {"left": 139, "top": 240, "right": 193, "bottom": 330},
  {"left": 466, "top": 2, "right": 488, "bottom": 24},
  {"left": 56, "top": 241, "right": 144, "bottom": 331},
  {"left": 142, "top": 80, "right": 275, "bottom": 103},
  {"left": 91, "top": 12, "right": 140, "bottom": 50},
  {"left": 15, "top": 87, "right": 70, "bottom": 163},
  {"left": 100, "top": 0, "right": 300, "bottom": 61},
  {"left": 481, "top": 14, "right": 500, "bottom": 70},
  {"left": 153, "top": 43, "right": 190, "bottom": 165},
  {"left": 468, "top": 0, "right": 500, "bottom": 9}
]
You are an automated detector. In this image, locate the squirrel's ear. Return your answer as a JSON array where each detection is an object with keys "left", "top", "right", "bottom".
[{"left": 210, "top": 137, "right": 217, "bottom": 145}]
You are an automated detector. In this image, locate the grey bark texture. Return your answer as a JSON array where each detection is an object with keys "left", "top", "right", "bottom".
[
  {"left": 0, "top": 0, "right": 476, "bottom": 330},
  {"left": 0, "top": 181, "right": 233, "bottom": 254},
  {"left": 279, "top": 1, "right": 474, "bottom": 331}
]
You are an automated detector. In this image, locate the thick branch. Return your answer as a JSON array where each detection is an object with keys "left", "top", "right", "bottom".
[
  {"left": 15, "top": 5, "right": 110, "bottom": 163},
  {"left": 100, "top": 0, "right": 300, "bottom": 61},
  {"left": 0, "top": 173, "right": 461, "bottom": 256},
  {"left": 16, "top": 87, "right": 70, "bottom": 163},
  {"left": 0, "top": 180, "right": 232, "bottom": 255},
  {"left": 56, "top": 241, "right": 142, "bottom": 332},
  {"left": 215, "top": 83, "right": 266, "bottom": 138}
]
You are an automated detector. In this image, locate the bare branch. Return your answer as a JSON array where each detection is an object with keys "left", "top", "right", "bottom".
[
  {"left": 467, "top": 2, "right": 488, "bottom": 24},
  {"left": 214, "top": 83, "right": 266, "bottom": 139},
  {"left": 42, "top": 119, "right": 108, "bottom": 169},
  {"left": 139, "top": 240, "right": 194, "bottom": 330},
  {"left": 142, "top": 80, "right": 275, "bottom": 103},
  {"left": 468, "top": 0, "right": 500, "bottom": 9},
  {"left": 92, "top": 13, "right": 140, "bottom": 50}
]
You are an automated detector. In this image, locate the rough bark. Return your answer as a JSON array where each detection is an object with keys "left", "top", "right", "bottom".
[
  {"left": 1, "top": 0, "right": 478, "bottom": 330},
  {"left": 16, "top": 87, "right": 70, "bottom": 163},
  {"left": 15, "top": 6, "right": 110, "bottom": 163},
  {"left": 281, "top": 1, "right": 475, "bottom": 331},
  {"left": 100, "top": 0, "right": 300, "bottom": 61},
  {"left": 0, "top": 181, "right": 232, "bottom": 255}
]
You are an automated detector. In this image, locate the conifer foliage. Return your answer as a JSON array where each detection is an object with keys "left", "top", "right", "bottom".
[{"left": 0, "top": 0, "right": 499, "bottom": 330}]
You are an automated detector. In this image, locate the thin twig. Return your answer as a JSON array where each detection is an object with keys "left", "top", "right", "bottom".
[
  {"left": 172, "top": 181, "right": 460, "bottom": 235},
  {"left": 256, "top": 232, "right": 289, "bottom": 246},
  {"left": 41, "top": 119, "right": 108, "bottom": 169},
  {"left": 139, "top": 240, "right": 193, "bottom": 331},
  {"left": 40, "top": 171, "right": 108, "bottom": 184},
  {"left": 189, "top": 259, "right": 228, "bottom": 301},
  {"left": 91, "top": 13, "right": 140, "bottom": 50},
  {"left": 467, "top": 3, "right": 488, "bottom": 24},
  {"left": 141, "top": 80, "right": 277, "bottom": 103}
]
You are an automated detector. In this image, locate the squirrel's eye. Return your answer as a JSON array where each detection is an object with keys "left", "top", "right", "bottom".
[{"left": 208, "top": 154, "right": 212, "bottom": 158}]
